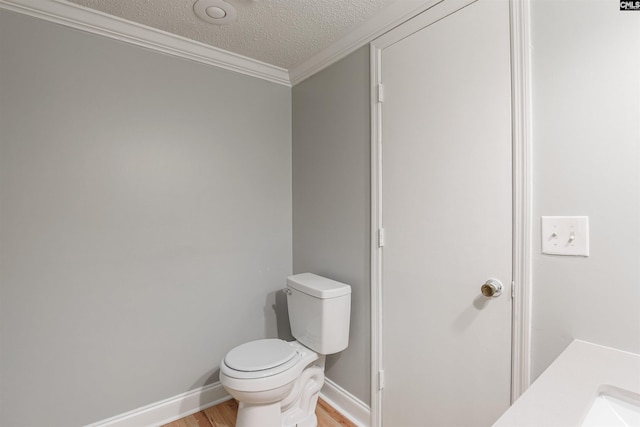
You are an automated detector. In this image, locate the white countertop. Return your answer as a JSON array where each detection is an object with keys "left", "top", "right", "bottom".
[{"left": 493, "top": 340, "right": 640, "bottom": 427}]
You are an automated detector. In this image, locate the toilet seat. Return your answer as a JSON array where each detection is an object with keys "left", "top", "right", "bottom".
[{"left": 222, "top": 339, "right": 300, "bottom": 379}]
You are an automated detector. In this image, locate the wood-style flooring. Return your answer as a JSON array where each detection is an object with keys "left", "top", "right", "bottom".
[{"left": 161, "top": 398, "right": 355, "bottom": 427}]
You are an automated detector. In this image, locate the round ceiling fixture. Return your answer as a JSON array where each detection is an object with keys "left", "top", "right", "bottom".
[{"left": 194, "top": 0, "right": 237, "bottom": 25}]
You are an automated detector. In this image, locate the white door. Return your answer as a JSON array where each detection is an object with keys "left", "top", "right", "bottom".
[{"left": 373, "top": 0, "right": 513, "bottom": 425}]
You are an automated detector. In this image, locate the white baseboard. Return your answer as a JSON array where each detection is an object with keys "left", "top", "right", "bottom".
[
  {"left": 85, "top": 377, "right": 371, "bottom": 427},
  {"left": 320, "top": 378, "right": 371, "bottom": 427},
  {"left": 84, "top": 382, "right": 230, "bottom": 427}
]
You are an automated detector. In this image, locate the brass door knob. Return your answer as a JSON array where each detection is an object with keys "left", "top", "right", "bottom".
[{"left": 481, "top": 278, "right": 503, "bottom": 298}]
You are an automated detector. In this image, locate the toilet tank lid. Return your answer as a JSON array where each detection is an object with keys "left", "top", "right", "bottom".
[{"left": 286, "top": 273, "right": 351, "bottom": 299}]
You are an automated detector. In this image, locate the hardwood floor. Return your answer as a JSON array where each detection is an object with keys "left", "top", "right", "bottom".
[{"left": 161, "top": 398, "right": 355, "bottom": 427}]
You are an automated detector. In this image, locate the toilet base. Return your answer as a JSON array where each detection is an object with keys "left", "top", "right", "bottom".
[
  {"left": 231, "top": 361, "right": 325, "bottom": 427},
  {"left": 284, "top": 413, "right": 317, "bottom": 427},
  {"left": 282, "top": 399, "right": 319, "bottom": 427},
  {"left": 281, "top": 364, "right": 323, "bottom": 427},
  {"left": 236, "top": 401, "right": 281, "bottom": 427}
]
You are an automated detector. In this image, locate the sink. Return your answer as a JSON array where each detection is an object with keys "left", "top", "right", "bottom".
[
  {"left": 492, "top": 341, "right": 640, "bottom": 427},
  {"left": 581, "top": 386, "right": 640, "bottom": 427}
]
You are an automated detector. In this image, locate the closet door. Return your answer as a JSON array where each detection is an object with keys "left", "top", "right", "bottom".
[{"left": 374, "top": 0, "right": 513, "bottom": 425}]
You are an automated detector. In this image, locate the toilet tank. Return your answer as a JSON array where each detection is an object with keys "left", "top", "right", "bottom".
[{"left": 286, "top": 273, "right": 351, "bottom": 355}]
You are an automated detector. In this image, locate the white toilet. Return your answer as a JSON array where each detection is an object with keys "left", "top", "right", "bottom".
[{"left": 219, "top": 273, "right": 351, "bottom": 427}]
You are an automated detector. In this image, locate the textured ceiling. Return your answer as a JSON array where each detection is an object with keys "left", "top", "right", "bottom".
[{"left": 67, "top": 0, "right": 397, "bottom": 69}]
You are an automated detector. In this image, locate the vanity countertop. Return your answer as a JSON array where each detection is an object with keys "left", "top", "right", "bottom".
[{"left": 493, "top": 340, "right": 640, "bottom": 427}]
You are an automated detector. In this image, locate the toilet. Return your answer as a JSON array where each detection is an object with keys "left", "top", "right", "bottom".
[{"left": 219, "top": 273, "right": 351, "bottom": 427}]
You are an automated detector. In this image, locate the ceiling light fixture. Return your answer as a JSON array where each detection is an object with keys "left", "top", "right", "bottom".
[{"left": 194, "top": 0, "right": 237, "bottom": 25}]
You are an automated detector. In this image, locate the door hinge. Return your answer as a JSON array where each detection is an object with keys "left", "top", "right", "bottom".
[
  {"left": 378, "top": 370, "right": 385, "bottom": 390},
  {"left": 378, "top": 228, "right": 385, "bottom": 248},
  {"left": 511, "top": 281, "right": 516, "bottom": 299},
  {"left": 377, "top": 83, "right": 385, "bottom": 103}
]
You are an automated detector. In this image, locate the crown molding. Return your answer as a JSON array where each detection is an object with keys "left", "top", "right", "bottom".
[
  {"left": 0, "top": 0, "right": 437, "bottom": 87},
  {"left": 288, "top": 0, "right": 442, "bottom": 86},
  {"left": 0, "top": 0, "right": 291, "bottom": 86}
]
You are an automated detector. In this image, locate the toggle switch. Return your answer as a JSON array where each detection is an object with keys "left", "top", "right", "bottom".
[{"left": 541, "top": 216, "right": 589, "bottom": 256}]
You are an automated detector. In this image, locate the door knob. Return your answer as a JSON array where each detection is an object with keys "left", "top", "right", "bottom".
[{"left": 481, "top": 278, "right": 503, "bottom": 298}]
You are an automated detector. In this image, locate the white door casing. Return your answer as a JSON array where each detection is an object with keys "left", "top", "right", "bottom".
[{"left": 370, "top": 0, "right": 532, "bottom": 425}]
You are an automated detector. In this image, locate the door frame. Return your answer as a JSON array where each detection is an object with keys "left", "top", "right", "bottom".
[{"left": 369, "top": 0, "right": 532, "bottom": 425}]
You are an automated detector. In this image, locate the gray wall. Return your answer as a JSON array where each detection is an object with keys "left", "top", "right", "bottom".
[
  {"left": 0, "top": 10, "right": 291, "bottom": 427},
  {"left": 530, "top": 0, "right": 640, "bottom": 378},
  {"left": 292, "top": 46, "right": 371, "bottom": 405}
]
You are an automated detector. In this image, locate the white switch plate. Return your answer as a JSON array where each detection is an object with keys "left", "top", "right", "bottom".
[{"left": 541, "top": 216, "right": 590, "bottom": 256}]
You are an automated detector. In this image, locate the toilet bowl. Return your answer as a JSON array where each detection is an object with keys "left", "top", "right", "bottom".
[
  {"left": 220, "top": 339, "right": 317, "bottom": 400},
  {"left": 219, "top": 273, "right": 351, "bottom": 427}
]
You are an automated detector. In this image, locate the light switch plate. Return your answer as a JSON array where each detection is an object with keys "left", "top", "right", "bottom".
[{"left": 541, "top": 216, "right": 590, "bottom": 256}]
